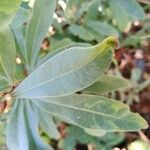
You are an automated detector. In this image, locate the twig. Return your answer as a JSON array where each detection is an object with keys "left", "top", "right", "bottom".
[
  {"left": 137, "top": 0, "right": 150, "bottom": 4},
  {"left": 138, "top": 130, "right": 149, "bottom": 143},
  {"left": 87, "top": 144, "right": 94, "bottom": 150}
]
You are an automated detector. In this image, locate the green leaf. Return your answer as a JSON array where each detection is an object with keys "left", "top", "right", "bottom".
[
  {"left": 109, "top": 0, "right": 145, "bottom": 31},
  {"left": 118, "top": 0, "right": 145, "bottom": 20},
  {"left": 26, "top": 0, "right": 56, "bottom": 70},
  {"left": 99, "top": 132, "right": 124, "bottom": 147},
  {"left": 0, "top": 0, "right": 21, "bottom": 14},
  {"left": 32, "top": 94, "right": 148, "bottom": 135},
  {"left": 86, "top": 21, "right": 119, "bottom": 36},
  {"left": 14, "top": 37, "right": 117, "bottom": 98},
  {"left": 61, "top": 126, "right": 124, "bottom": 150},
  {"left": 49, "top": 38, "right": 74, "bottom": 51},
  {"left": 6, "top": 99, "right": 53, "bottom": 150},
  {"left": 84, "top": 75, "right": 128, "bottom": 94},
  {"left": 65, "top": 0, "right": 86, "bottom": 20},
  {"left": 11, "top": 7, "right": 30, "bottom": 29},
  {"left": 61, "top": 126, "right": 94, "bottom": 150},
  {"left": 0, "top": 28, "right": 16, "bottom": 84},
  {"left": 75, "top": 1, "right": 94, "bottom": 19},
  {"left": 0, "top": 13, "right": 13, "bottom": 30},
  {"left": 0, "top": 77, "right": 9, "bottom": 92},
  {"left": 37, "top": 42, "right": 91, "bottom": 68},
  {"left": 13, "top": 25, "right": 28, "bottom": 65},
  {"left": 109, "top": 0, "right": 130, "bottom": 31},
  {"left": 84, "top": 0, "right": 100, "bottom": 21},
  {"left": 69, "top": 24, "right": 95, "bottom": 41},
  {"left": 0, "top": 0, "right": 21, "bottom": 30},
  {"left": 11, "top": 7, "right": 30, "bottom": 66}
]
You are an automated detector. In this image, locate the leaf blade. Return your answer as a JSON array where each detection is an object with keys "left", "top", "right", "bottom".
[
  {"left": 14, "top": 37, "right": 117, "bottom": 98},
  {"left": 0, "top": 0, "right": 21, "bottom": 14},
  {"left": 26, "top": 0, "right": 56, "bottom": 70},
  {"left": 0, "top": 28, "right": 16, "bottom": 84},
  {"left": 32, "top": 94, "right": 148, "bottom": 135},
  {"left": 83, "top": 75, "right": 129, "bottom": 94},
  {"left": 6, "top": 99, "right": 53, "bottom": 150},
  {"left": 0, "top": 0, "right": 21, "bottom": 29}
]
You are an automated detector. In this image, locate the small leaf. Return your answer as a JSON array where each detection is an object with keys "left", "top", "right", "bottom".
[
  {"left": 75, "top": 1, "right": 94, "bottom": 19},
  {"left": 109, "top": 0, "right": 145, "bottom": 30},
  {"left": 86, "top": 21, "right": 119, "bottom": 36},
  {"left": 26, "top": 0, "right": 56, "bottom": 70},
  {"left": 0, "top": 28, "right": 16, "bottom": 84},
  {"left": 84, "top": 75, "right": 128, "bottom": 94},
  {"left": 118, "top": 0, "right": 145, "bottom": 20},
  {"left": 61, "top": 126, "right": 124, "bottom": 150},
  {"left": 69, "top": 24, "right": 95, "bottom": 41},
  {"left": 14, "top": 37, "right": 117, "bottom": 98},
  {"left": 109, "top": 0, "right": 130, "bottom": 31},
  {"left": 32, "top": 94, "right": 148, "bottom": 135}
]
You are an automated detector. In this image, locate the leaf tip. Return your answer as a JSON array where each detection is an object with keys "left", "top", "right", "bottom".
[
  {"left": 95, "top": 36, "right": 119, "bottom": 52},
  {"left": 105, "top": 36, "right": 119, "bottom": 49},
  {"left": 141, "top": 118, "right": 149, "bottom": 129},
  {"left": 135, "top": 113, "right": 149, "bottom": 130}
]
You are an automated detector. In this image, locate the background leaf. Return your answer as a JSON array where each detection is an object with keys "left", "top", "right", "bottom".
[
  {"left": 86, "top": 21, "right": 119, "bottom": 36},
  {"left": 84, "top": 75, "right": 128, "bottom": 94},
  {"left": 69, "top": 24, "right": 95, "bottom": 41},
  {"left": 0, "top": 28, "right": 16, "bottom": 84},
  {"left": 0, "top": 0, "right": 21, "bottom": 14},
  {"left": 118, "top": 0, "right": 145, "bottom": 20},
  {"left": 26, "top": 0, "right": 56, "bottom": 70},
  {"left": 61, "top": 126, "right": 124, "bottom": 150},
  {"left": 109, "top": 0, "right": 130, "bottom": 31},
  {"left": 109, "top": 0, "right": 145, "bottom": 31},
  {"left": 0, "top": 0, "right": 21, "bottom": 29}
]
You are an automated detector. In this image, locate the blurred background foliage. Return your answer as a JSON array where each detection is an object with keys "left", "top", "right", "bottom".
[{"left": 1, "top": 0, "right": 150, "bottom": 149}]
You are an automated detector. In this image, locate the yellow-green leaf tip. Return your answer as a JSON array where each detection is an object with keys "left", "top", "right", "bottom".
[{"left": 95, "top": 36, "right": 119, "bottom": 51}]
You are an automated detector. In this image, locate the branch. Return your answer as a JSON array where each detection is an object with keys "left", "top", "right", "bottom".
[{"left": 137, "top": 0, "right": 150, "bottom": 4}]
